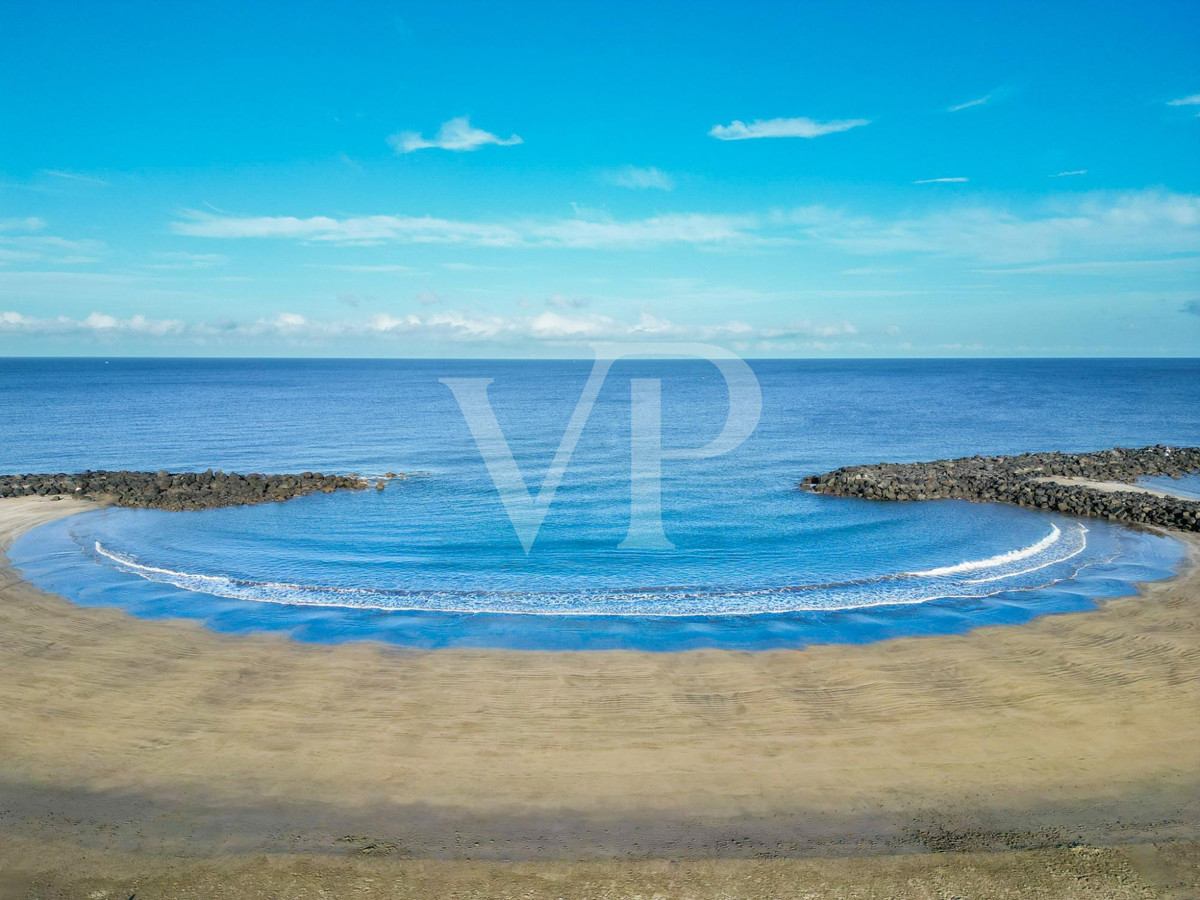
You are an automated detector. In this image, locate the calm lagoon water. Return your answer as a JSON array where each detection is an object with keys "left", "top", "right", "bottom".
[{"left": 3, "top": 358, "right": 1197, "bottom": 651}]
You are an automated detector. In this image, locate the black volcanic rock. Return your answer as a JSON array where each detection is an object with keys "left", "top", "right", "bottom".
[
  {"left": 800, "top": 445, "right": 1200, "bottom": 532},
  {"left": 0, "top": 470, "right": 373, "bottom": 510}
]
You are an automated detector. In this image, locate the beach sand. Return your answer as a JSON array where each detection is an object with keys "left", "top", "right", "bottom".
[
  {"left": 1, "top": 495, "right": 1198, "bottom": 897},
  {"left": 1033, "top": 475, "right": 1195, "bottom": 499}
]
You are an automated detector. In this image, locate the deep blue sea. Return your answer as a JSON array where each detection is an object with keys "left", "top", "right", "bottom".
[{"left": 3, "top": 358, "right": 1197, "bottom": 651}]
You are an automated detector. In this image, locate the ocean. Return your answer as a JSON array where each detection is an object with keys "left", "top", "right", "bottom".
[{"left": 3, "top": 357, "right": 1198, "bottom": 651}]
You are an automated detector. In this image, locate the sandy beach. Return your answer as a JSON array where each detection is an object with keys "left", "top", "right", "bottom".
[
  {"left": 2, "top": 495, "right": 1199, "bottom": 897},
  {"left": 6, "top": 0, "right": 1200, "bottom": 891}
]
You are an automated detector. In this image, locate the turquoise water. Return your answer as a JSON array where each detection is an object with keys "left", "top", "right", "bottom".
[{"left": 3, "top": 358, "right": 1196, "bottom": 651}]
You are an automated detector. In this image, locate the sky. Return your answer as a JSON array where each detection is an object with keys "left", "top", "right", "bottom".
[{"left": 1, "top": 0, "right": 1199, "bottom": 358}]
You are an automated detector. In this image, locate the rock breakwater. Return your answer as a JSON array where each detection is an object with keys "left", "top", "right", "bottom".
[
  {"left": 801, "top": 445, "right": 1200, "bottom": 532},
  {"left": 0, "top": 470, "right": 370, "bottom": 510}
]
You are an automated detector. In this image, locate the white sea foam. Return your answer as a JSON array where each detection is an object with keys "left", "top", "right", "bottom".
[
  {"left": 910, "top": 524, "right": 1068, "bottom": 577},
  {"left": 90, "top": 520, "right": 1093, "bottom": 618}
]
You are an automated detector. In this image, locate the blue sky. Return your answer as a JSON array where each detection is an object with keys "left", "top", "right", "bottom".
[{"left": 1, "top": 0, "right": 1198, "bottom": 357}]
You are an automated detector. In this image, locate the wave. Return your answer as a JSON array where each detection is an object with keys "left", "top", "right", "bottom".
[
  {"left": 88, "top": 522, "right": 1091, "bottom": 618},
  {"left": 911, "top": 524, "right": 1068, "bottom": 577}
]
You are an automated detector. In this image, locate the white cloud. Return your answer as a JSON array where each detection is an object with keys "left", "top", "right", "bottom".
[
  {"left": 939, "top": 343, "right": 984, "bottom": 352},
  {"left": 388, "top": 116, "right": 522, "bottom": 153},
  {"left": 1166, "top": 93, "right": 1200, "bottom": 106},
  {"left": 171, "top": 210, "right": 764, "bottom": 249},
  {"left": 0, "top": 310, "right": 184, "bottom": 337},
  {"left": 422, "top": 311, "right": 514, "bottom": 339},
  {"left": 1051, "top": 170, "right": 1088, "bottom": 177},
  {"left": 0, "top": 306, "right": 860, "bottom": 348},
  {"left": 948, "top": 95, "right": 990, "bottom": 112},
  {"left": 709, "top": 116, "right": 869, "bottom": 141},
  {"left": 523, "top": 310, "right": 679, "bottom": 339},
  {"left": 530, "top": 310, "right": 613, "bottom": 339},
  {"left": 759, "top": 321, "right": 857, "bottom": 339},
  {"left": 913, "top": 177, "right": 969, "bottom": 184},
  {"left": 527, "top": 214, "right": 760, "bottom": 248},
  {"left": 367, "top": 312, "right": 419, "bottom": 330},
  {"left": 606, "top": 166, "right": 675, "bottom": 190}
]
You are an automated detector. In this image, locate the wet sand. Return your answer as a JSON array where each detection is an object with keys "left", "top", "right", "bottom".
[{"left": 1, "top": 495, "right": 1198, "bottom": 897}]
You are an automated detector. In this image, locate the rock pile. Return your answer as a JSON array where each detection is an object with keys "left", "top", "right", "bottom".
[
  {"left": 0, "top": 470, "right": 369, "bottom": 510},
  {"left": 800, "top": 445, "right": 1200, "bottom": 532}
]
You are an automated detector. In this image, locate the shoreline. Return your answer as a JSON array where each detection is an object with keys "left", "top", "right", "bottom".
[{"left": 2, "top": 495, "right": 1200, "bottom": 894}]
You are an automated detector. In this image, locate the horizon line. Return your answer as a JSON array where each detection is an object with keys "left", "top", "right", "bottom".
[{"left": 1, "top": 355, "right": 1197, "bottom": 363}]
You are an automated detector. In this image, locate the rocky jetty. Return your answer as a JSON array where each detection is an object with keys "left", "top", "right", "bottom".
[
  {"left": 801, "top": 445, "right": 1200, "bottom": 532},
  {"left": 0, "top": 470, "right": 369, "bottom": 511}
]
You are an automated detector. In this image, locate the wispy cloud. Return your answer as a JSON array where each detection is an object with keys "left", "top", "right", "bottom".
[
  {"left": 1166, "top": 93, "right": 1200, "bottom": 106},
  {"left": 786, "top": 189, "right": 1200, "bottom": 264},
  {"left": 43, "top": 169, "right": 109, "bottom": 186},
  {"left": 979, "top": 257, "right": 1200, "bottom": 275},
  {"left": 840, "top": 266, "right": 906, "bottom": 276},
  {"left": 1051, "top": 170, "right": 1088, "bottom": 177},
  {"left": 913, "top": 177, "right": 969, "bottom": 184},
  {"left": 0, "top": 220, "right": 105, "bottom": 265},
  {"left": 948, "top": 94, "right": 990, "bottom": 112},
  {"left": 171, "top": 189, "right": 1200, "bottom": 266},
  {"left": 171, "top": 210, "right": 765, "bottom": 249},
  {"left": 388, "top": 116, "right": 522, "bottom": 153},
  {"left": 308, "top": 263, "right": 412, "bottom": 273},
  {"left": 0, "top": 217, "right": 45, "bottom": 233},
  {"left": 605, "top": 166, "right": 675, "bottom": 190},
  {"left": 709, "top": 116, "right": 869, "bottom": 141},
  {"left": 144, "top": 251, "right": 227, "bottom": 270}
]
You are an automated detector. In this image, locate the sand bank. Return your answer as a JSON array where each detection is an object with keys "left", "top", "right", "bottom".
[
  {"left": 1035, "top": 475, "right": 1194, "bottom": 499},
  {"left": 1, "top": 496, "right": 1198, "bottom": 895}
]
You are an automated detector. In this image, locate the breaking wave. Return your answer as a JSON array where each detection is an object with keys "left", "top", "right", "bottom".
[
  {"left": 912, "top": 524, "right": 1066, "bottom": 577},
  {"left": 89, "top": 522, "right": 1091, "bottom": 618}
]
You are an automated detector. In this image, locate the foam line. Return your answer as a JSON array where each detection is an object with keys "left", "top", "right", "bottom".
[
  {"left": 90, "top": 521, "right": 1093, "bottom": 618},
  {"left": 910, "top": 525, "right": 1063, "bottom": 577}
]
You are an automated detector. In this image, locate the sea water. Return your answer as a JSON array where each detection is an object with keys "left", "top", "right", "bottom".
[{"left": 3, "top": 358, "right": 1196, "bottom": 651}]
